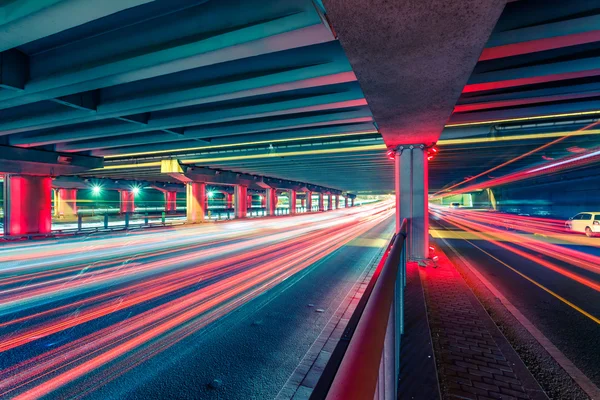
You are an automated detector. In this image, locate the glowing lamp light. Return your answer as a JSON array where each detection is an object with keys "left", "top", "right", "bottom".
[
  {"left": 92, "top": 185, "right": 102, "bottom": 195},
  {"left": 207, "top": 191, "right": 214, "bottom": 199},
  {"left": 386, "top": 149, "right": 395, "bottom": 160},
  {"left": 131, "top": 186, "right": 140, "bottom": 195}
]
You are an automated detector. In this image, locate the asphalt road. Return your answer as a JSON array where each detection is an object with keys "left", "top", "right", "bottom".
[
  {"left": 0, "top": 202, "right": 394, "bottom": 399},
  {"left": 430, "top": 209, "right": 600, "bottom": 396}
]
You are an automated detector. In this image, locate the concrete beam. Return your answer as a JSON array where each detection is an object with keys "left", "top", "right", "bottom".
[
  {"left": 322, "top": 0, "right": 505, "bottom": 146},
  {"left": 0, "top": 145, "right": 103, "bottom": 175}
]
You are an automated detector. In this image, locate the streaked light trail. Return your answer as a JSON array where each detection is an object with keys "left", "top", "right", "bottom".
[{"left": 0, "top": 202, "right": 393, "bottom": 398}]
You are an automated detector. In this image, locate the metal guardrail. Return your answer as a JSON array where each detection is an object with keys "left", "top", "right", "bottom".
[{"left": 311, "top": 219, "right": 408, "bottom": 400}]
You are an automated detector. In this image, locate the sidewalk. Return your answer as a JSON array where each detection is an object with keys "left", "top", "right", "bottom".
[{"left": 416, "top": 247, "right": 548, "bottom": 400}]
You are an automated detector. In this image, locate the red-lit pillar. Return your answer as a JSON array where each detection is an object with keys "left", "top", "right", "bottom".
[
  {"left": 289, "top": 190, "right": 297, "bottom": 214},
  {"left": 186, "top": 182, "right": 206, "bottom": 223},
  {"left": 318, "top": 193, "right": 325, "bottom": 212},
  {"left": 261, "top": 194, "right": 266, "bottom": 208},
  {"left": 306, "top": 191, "right": 313, "bottom": 212},
  {"left": 265, "top": 188, "right": 277, "bottom": 216},
  {"left": 226, "top": 193, "right": 233, "bottom": 209},
  {"left": 345, "top": 196, "right": 350, "bottom": 208},
  {"left": 247, "top": 194, "right": 253, "bottom": 210},
  {"left": 164, "top": 191, "right": 177, "bottom": 213},
  {"left": 3, "top": 175, "right": 52, "bottom": 236},
  {"left": 395, "top": 146, "right": 428, "bottom": 260},
  {"left": 327, "top": 194, "right": 333, "bottom": 211},
  {"left": 334, "top": 195, "right": 340, "bottom": 209},
  {"left": 54, "top": 188, "right": 78, "bottom": 220},
  {"left": 301, "top": 197, "right": 306, "bottom": 211},
  {"left": 235, "top": 185, "right": 248, "bottom": 219},
  {"left": 120, "top": 190, "right": 135, "bottom": 213}
]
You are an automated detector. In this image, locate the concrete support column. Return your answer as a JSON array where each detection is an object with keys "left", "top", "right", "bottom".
[
  {"left": 289, "top": 190, "right": 297, "bottom": 214},
  {"left": 345, "top": 197, "right": 349, "bottom": 208},
  {"left": 327, "top": 194, "right": 333, "bottom": 210},
  {"left": 120, "top": 190, "right": 135, "bottom": 214},
  {"left": 335, "top": 195, "right": 340, "bottom": 209},
  {"left": 351, "top": 198, "right": 355, "bottom": 207},
  {"left": 395, "top": 147, "right": 428, "bottom": 260},
  {"left": 54, "top": 188, "right": 77, "bottom": 220},
  {"left": 306, "top": 191, "right": 313, "bottom": 212},
  {"left": 164, "top": 191, "right": 177, "bottom": 213},
  {"left": 226, "top": 193, "right": 233, "bottom": 209},
  {"left": 247, "top": 194, "right": 252, "bottom": 210},
  {"left": 3, "top": 175, "right": 52, "bottom": 236},
  {"left": 318, "top": 193, "right": 325, "bottom": 212},
  {"left": 235, "top": 185, "right": 248, "bottom": 219},
  {"left": 186, "top": 182, "right": 206, "bottom": 223},
  {"left": 265, "top": 188, "right": 277, "bottom": 216},
  {"left": 261, "top": 194, "right": 266, "bottom": 208}
]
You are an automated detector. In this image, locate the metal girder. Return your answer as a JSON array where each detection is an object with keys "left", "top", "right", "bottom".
[
  {"left": 0, "top": 53, "right": 356, "bottom": 135},
  {"left": 69, "top": 120, "right": 376, "bottom": 155},
  {"left": 465, "top": 57, "right": 600, "bottom": 94},
  {"left": 86, "top": 111, "right": 374, "bottom": 155},
  {"left": 10, "top": 89, "right": 367, "bottom": 146},
  {"left": 0, "top": 0, "right": 154, "bottom": 53},
  {"left": 0, "top": 49, "right": 28, "bottom": 90},
  {"left": 0, "top": 0, "right": 333, "bottom": 111},
  {"left": 449, "top": 99, "right": 600, "bottom": 125},
  {"left": 481, "top": 14, "right": 600, "bottom": 61},
  {"left": 0, "top": 145, "right": 103, "bottom": 175},
  {"left": 52, "top": 90, "right": 99, "bottom": 111}
]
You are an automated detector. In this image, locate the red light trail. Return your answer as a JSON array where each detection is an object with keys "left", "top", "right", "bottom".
[{"left": 0, "top": 202, "right": 394, "bottom": 398}]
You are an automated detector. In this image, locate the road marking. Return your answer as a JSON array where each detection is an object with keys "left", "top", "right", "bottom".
[{"left": 437, "top": 233, "right": 600, "bottom": 400}]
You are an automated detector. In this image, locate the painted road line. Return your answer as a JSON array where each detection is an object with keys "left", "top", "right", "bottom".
[{"left": 437, "top": 233, "right": 600, "bottom": 400}]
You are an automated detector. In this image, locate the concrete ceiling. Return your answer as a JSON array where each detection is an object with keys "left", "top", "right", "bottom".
[{"left": 2, "top": 0, "right": 599, "bottom": 195}]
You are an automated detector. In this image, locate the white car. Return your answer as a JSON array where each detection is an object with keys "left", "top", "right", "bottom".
[{"left": 565, "top": 212, "right": 600, "bottom": 237}]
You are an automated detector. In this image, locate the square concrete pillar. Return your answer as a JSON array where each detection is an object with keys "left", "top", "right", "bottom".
[
  {"left": 235, "top": 185, "right": 248, "bottom": 219},
  {"left": 54, "top": 188, "right": 78, "bottom": 220},
  {"left": 327, "top": 194, "right": 333, "bottom": 210},
  {"left": 3, "top": 175, "right": 52, "bottom": 236},
  {"left": 334, "top": 195, "right": 340, "bottom": 209},
  {"left": 345, "top": 197, "right": 349, "bottom": 208},
  {"left": 306, "top": 191, "right": 313, "bottom": 211},
  {"left": 289, "top": 190, "right": 297, "bottom": 214},
  {"left": 395, "top": 147, "right": 429, "bottom": 260},
  {"left": 186, "top": 182, "right": 206, "bottom": 223},
  {"left": 318, "top": 193, "right": 325, "bottom": 212},
  {"left": 120, "top": 190, "right": 135, "bottom": 213},
  {"left": 265, "top": 188, "right": 277, "bottom": 216},
  {"left": 164, "top": 191, "right": 177, "bottom": 213}
]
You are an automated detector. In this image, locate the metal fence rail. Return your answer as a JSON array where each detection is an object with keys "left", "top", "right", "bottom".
[{"left": 311, "top": 219, "right": 408, "bottom": 400}]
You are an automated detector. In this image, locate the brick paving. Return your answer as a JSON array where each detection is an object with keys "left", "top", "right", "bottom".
[{"left": 419, "top": 249, "right": 548, "bottom": 400}]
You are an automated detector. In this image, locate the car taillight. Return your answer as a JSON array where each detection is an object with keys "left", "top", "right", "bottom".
[{"left": 594, "top": 221, "right": 599, "bottom": 225}]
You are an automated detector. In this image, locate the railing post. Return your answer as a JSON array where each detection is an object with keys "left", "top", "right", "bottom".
[
  {"left": 124, "top": 212, "right": 129, "bottom": 229},
  {"left": 77, "top": 214, "right": 82, "bottom": 231},
  {"left": 104, "top": 213, "right": 109, "bottom": 229}
]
